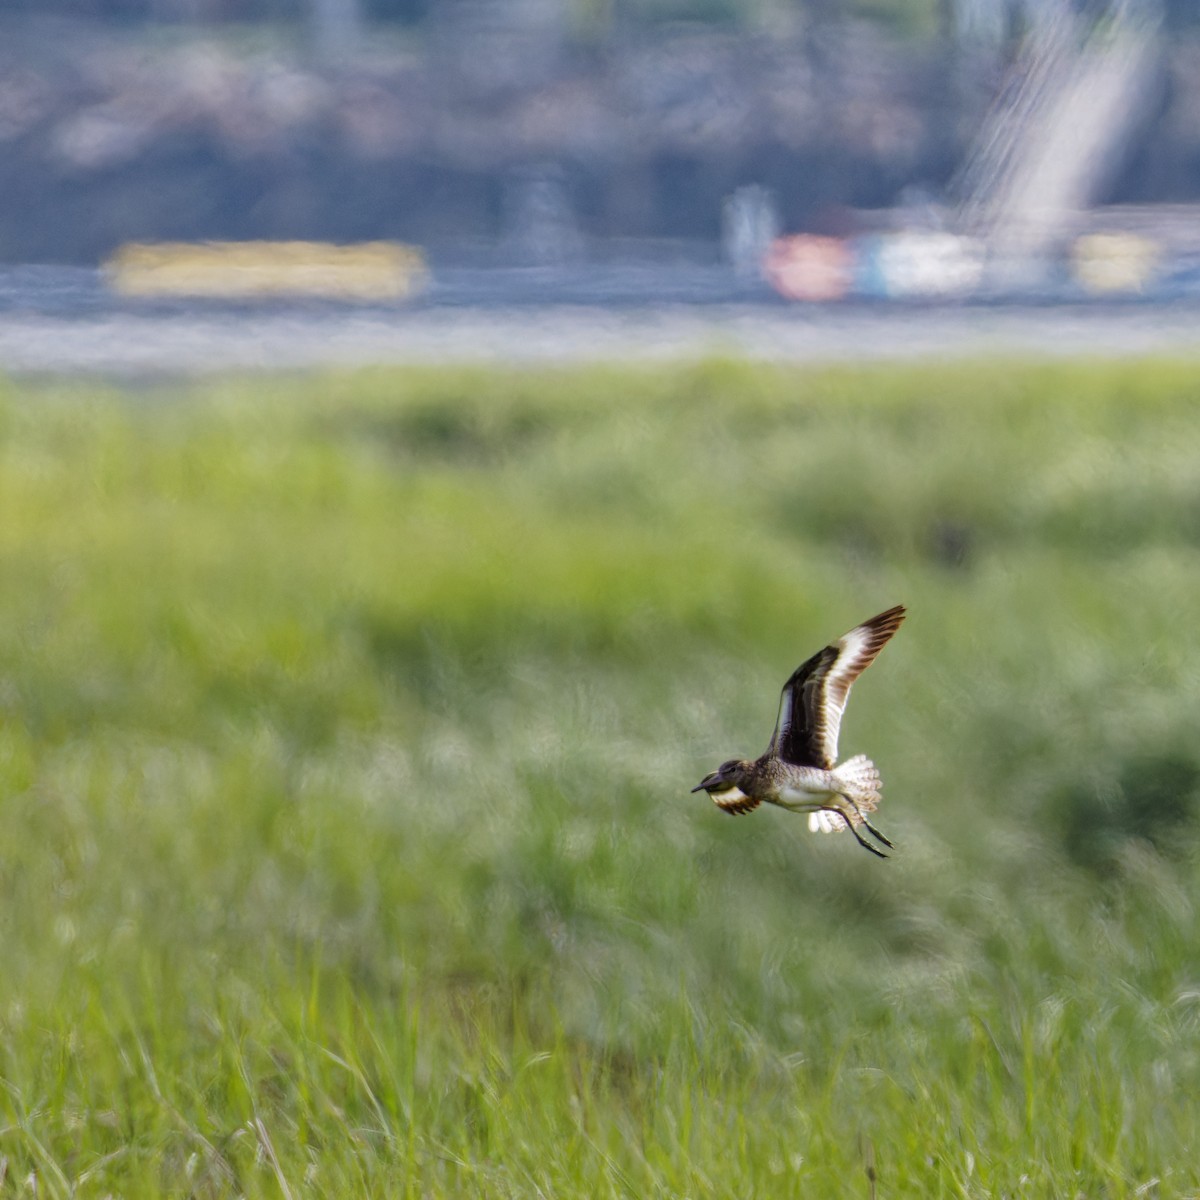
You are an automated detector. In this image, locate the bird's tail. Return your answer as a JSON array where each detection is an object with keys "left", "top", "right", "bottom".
[{"left": 808, "top": 755, "right": 883, "bottom": 834}]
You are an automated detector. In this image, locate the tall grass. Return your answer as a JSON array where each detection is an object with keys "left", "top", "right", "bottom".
[{"left": 2, "top": 359, "right": 1200, "bottom": 1196}]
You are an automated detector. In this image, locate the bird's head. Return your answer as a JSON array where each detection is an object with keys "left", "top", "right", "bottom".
[{"left": 691, "top": 758, "right": 751, "bottom": 794}]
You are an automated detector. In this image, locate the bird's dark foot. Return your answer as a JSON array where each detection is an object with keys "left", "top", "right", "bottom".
[
  {"left": 862, "top": 818, "right": 894, "bottom": 850},
  {"left": 842, "top": 814, "right": 889, "bottom": 858},
  {"left": 838, "top": 797, "right": 893, "bottom": 856}
]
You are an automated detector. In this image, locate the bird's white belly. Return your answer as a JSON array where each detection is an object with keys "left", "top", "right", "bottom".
[{"left": 775, "top": 779, "right": 839, "bottom": 810}]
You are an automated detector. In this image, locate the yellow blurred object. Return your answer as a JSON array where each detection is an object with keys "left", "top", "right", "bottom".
[
  {"left": 105, "top": 241, "right": 428, "bottom": 300},
  {"left": 1072, "top": 233, "right": 1160, "bottom": 295}
]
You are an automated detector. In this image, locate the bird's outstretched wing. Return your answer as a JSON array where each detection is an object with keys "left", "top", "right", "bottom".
[
  {"left": 710, "top": 786, "right": 762, "bottom": 815},
  {"left": 768, "top": 605, "right": 906, "bottom": 769}
]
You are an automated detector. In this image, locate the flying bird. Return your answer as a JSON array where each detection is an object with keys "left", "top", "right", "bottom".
[{"left": 692, "top": 605, "right": 906, "bottom": 857}]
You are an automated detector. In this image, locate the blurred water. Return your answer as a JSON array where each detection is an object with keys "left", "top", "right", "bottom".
[{"left": 2, "top": 262, "right": 1200, "bottom": 373}]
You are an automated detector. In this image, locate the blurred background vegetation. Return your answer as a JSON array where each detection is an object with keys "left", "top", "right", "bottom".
[
  {"left": 3, "top": 0, "right": 1198, "bottom": 264},
  {"left": 0, "top": 0, "right": 957, "bottom": 36},
  {"left": 3, "top": 359, "right": 1200, "bottom": 1195},
  {"left": 7, "top": 0, "right": 1200, "bottom": 36}
]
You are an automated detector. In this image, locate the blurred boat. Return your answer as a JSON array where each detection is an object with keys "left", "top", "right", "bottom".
[
  {"left": 762, "top": 236, "right": 853, "bottom": 302},
  {"left": 854, "top": 233, "right": 984, "bottom": 300},
  {"left": 105, "top": 241, "right": 428, "bottom": 301},
  {"left": 1072, "top": 232, "right": 1162, "bottom": 295}
]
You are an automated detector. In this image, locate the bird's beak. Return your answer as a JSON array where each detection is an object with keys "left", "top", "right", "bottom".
[{"left": 692, "top": 773, "right": 720, "bottom": 793}]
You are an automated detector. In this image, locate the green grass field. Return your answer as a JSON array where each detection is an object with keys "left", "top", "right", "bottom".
[{"left": 3, "top": 358, "right": 1200, "bottom": 1197}]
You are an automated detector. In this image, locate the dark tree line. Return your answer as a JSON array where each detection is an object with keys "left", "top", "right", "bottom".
[{"left": 5, "top": 0, "right": 1194, "bottom": 38}]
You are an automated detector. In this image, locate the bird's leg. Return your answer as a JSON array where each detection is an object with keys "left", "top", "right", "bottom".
[
  {"left": 836, "top": 795, "right": 893, "bottom": 854},
  {"left": 862, "top": 817, "right": 894, "bottom": 850},
  {"left": 841, "top": 813, "right": 889, "bottom": 858}
]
